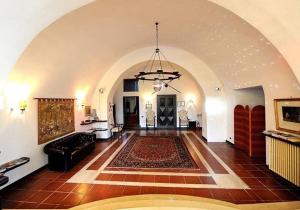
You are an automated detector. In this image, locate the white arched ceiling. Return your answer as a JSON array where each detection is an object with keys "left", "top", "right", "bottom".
[
  {"left": 7, "top": 0, "right": 299, "bottom": 96},
  {"left": 0, "top": 0, "right": 94, "bottom": 90},
  {"left": 1, "top": 0, "right": 300, "bottom": 92},
  {"left": 210, "top": 0, "right": 300, "bottom": 82}
]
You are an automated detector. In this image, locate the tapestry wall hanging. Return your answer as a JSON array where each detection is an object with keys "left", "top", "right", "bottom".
[{"left": 37, "top": 98, "right": 75, "bottom": 144}]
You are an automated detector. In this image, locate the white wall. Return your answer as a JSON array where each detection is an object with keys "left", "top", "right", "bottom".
[
  {"left": 0, "top": 95, "right": 86, "bottom": 190},
  {"left": 233, "top": 86, "right": 265, "bottom": 107},
  {"left": 225, "top": 86, "right": 265, "bottom": 143},
  {"left": 112, "top": 69, "right": 203, "bottom": 128}
]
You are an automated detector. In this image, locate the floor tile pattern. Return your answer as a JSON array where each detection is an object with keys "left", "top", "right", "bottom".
[{"left": 0, "top": 130, "right": 299, "bottom": 209}]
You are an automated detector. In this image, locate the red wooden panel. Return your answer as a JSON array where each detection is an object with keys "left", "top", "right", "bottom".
[
  {"left": 234, "top": 105, "right": 250, "bottom": 154},
  {"left": 250, "top": 105, "right": 266, "bottom": 157}
]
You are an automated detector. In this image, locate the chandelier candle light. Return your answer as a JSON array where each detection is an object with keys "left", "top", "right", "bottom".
[{"left": 134, "top": 22, "right": 182, "bottom": 94}]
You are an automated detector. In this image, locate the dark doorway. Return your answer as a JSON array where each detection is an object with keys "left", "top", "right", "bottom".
[
  {"left": 123, "top": 96, "right": 139, "bottom": 129},
  {"left": 157, "top": 95, "right": 177, "bottom": 128}
]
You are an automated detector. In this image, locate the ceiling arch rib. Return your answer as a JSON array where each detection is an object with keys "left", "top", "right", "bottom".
[
  {"left": 1, "top": 0, "right": 300, "bottom": 92},
  {"left": 8, "top": 0, "right": 299, "bottom": 101}
]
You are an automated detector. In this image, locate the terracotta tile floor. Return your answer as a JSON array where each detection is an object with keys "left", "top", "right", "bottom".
[{"left": 1, "top": 130, "right": 300, "bottom": 209}]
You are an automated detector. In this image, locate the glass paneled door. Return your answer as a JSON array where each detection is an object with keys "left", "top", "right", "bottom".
[{"left": 157, "top": 95, "right": 176, "bottom": 128}]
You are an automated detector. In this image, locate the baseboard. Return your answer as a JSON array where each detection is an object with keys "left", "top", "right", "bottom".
[
  {"left": 0, "top": 164, "right": 48, "bottom": 193},
  {"left": 226, "top": 140, "right": 234, "bottom": 145},
  {"left": 201, "top": 136, "right": 208, "bottom": 142}
]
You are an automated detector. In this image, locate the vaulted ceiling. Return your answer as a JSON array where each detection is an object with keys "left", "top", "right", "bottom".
[{"left": 1, "top": 0, "right": 299, "bottom": 97}]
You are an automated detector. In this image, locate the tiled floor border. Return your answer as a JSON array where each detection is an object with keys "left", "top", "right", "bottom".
[{"left": 66, "top": 131, "right": 249, "bottom": 189}]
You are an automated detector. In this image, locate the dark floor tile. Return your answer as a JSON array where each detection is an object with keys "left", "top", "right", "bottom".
[
  {"left": 123, "top": 186, "right": 141, "bottom": 196},
  {"left": 1, "top": 200, "right": 22, "bottom": 209},
  {"left": 290, "top": 189, "right": 300, "bottom": 199},
  {"left": 258, "top": 177, "right": 282, "bottom": 188},
  {"left": 42, "top": 192, "right": 69, "bottom": 204},
  {"left": 156, "top": 187, "right": 176, "bottom": 194},
  {"left": 210, "top": 189, "right": 233, "bottom": 202},
  {"left": 271, "top": 189, "right": 299, "bottom": 201},
  {"left": 72, "top": 183, "right": 93, "bottom": 194},
  {"left": 80, "top": 193, "right": 103, "bottom": 204},
  {"left": 249, "top": 170, "right": 270, "bottom": 178},
  {"left": 234, "top": 170, "right": 254, "bottom": 178},
  {"left": 140, "top": 186, "right": 156, "bottom": 194},
  {"left": 17, "top": 201, "right": 38, "bottom": 209},
  {"left": 228, "top": 189, "right": 254, "bottom": 201},
  {"left": 124, "top": 174, "right": 141, "bottom": 182},
  {"left": 110, "top": 174, "right": 126, "bottom": 181},
  {"left": 60, "top": 193, "right": 84, "bottom": 206},
  {"left": 89, "top": 184, "right": 109, "bottom": 194},
  {"left": 37, "top": 203, "right": 59, "bottom": 209},
  {"left": 169, "top": 176, "right": 185, "bottom": 184},
  {"left": 42, "top": 181, "right": 65, "bottom": 191},
  {"left": 252, "top": 189, "right": 280, "bottom": 201},
  {"left": 174, "top": 187, "right": 195, "bottom": 196},
  {"left": 155, "top": 175, "right": 169, "bottom": 183},
  {"left": 139, "top": 175, "right": 155, "bottom": 182},
  {"left": 242, "top": 178, "right": 265, "bottom": 189},
  {"left": 57, "top": 183, "right": 78, "bottom": 192},
  {"left": 26, "top": 191, "right": 52, "bottom": 203},
  {"left": 184, "top": 176, "right": 201, "bottom": 184},
  {"left": 96, "top": 173, "right": 113, "bottom": 181},
  {"left": 2, "top": 189, "right": 36, "bottom": 201},
  {"left": 200, "top": 176, "right": 216, "bottom": 184},
  {"left": 193, "top": 188, "right": 213, "bottom": 198},
  {"left": 102, "top": 185, "right": 125, "bottom": 198}
]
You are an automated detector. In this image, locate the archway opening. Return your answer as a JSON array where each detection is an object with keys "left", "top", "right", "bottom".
[{"left": 109, "top": 61, "right": 205, "bottom": 130}]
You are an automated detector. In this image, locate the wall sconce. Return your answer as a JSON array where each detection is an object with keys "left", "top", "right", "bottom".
[
  {"left": 19, "top": 100, "right": 28, "bottom": 112},
  {"left": 6, "top": 83, "right": 30, "bottom": 113},
  {"left": 77, "top": 102, "right": 85, "bottom": 110},
  {"left": 76, "top": 90, "right": 87, "bottom": 110},
  {"left": 145, "top": 103, "right": 152, "bottom": 109}
]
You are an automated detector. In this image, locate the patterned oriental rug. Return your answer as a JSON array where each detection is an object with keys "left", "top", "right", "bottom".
[{"left": 108, "top": 135, "right": 197, "bottom": 169}]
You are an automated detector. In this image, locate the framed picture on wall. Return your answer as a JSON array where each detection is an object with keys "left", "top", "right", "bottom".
[
  {"left": 274, "top": 98, "right": 300, "bottom": 134},
  {"left": 84, "top": 105, "right": 91, "bottom": 117}
]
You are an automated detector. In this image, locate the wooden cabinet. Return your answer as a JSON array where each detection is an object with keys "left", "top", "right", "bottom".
[{"left": 234, "top": 105, "right": 265, "bottom": 157}]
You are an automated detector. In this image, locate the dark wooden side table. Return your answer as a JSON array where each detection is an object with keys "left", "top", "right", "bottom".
[{"left": 189, "top": 121, "right": 197, "bottom": 130}]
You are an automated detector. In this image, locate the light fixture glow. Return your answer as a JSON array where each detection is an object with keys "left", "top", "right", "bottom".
[
  {"left": 5, "top": 83, "right": 30, "bottom": 112},
  {"left": 76, "top": 89, "right": 88, "bottom": 109}
]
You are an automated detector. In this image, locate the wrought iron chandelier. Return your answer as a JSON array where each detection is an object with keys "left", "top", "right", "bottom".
[{"left": 134, "top": 22, "right": 181, "bottom": 93}]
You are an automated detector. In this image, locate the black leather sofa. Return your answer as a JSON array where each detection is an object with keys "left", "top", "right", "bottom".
[{"left": 44, "top": 132, "right": 96, "bottom": 171}]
